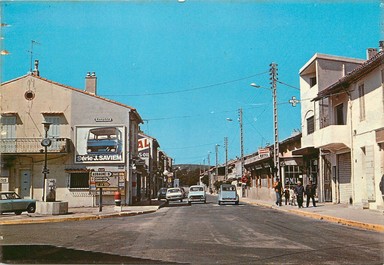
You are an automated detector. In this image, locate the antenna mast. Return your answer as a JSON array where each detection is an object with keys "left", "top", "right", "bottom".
[{"left": 28, "top": 40, "right": 40, "bottom": 72}]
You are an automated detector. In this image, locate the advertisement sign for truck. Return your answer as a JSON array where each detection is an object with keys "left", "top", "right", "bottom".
[{"left": 75, "top": 126, "right": 125, "bottom": 164}]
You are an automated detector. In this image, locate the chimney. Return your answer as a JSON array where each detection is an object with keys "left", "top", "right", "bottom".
[
  {"left": 366, "top": 48, "right": 377, "bottom": 60},
  {"left": 379, "top": 41, "right": 384, "bottom": 52},
  {"left": 85, "top": 72, "right": 97, "bottom": 95},
  {"left": 32, "top": 59, "right": 40, "bottom": 76}
]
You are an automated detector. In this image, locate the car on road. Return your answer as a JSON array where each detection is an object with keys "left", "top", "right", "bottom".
[
  {"left": 188, "top": 185, "right": 206, "bottom": 205},
  {"left": 166, "top": 187, "right": 184, "bottom": 203},
  {"left": 157, "top": 187, "right": 167, "bottom": 200},
  {"left": 218, "top": 184, "right": 239, "bottom": 205},
  {"left": 0, "top": 191, "right": 36, "bottom": 215}
]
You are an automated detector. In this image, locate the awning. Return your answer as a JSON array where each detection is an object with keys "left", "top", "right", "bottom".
[
  {"left": 376, "top": 128, "right": 384, "bottom": 144},
  {"left": 292, "top": 146, "right": 319, "bottom": 156},
  {"left": 65, "top": 168, "right": 90, "bottom": 173},
  {"left": 41, "top": 111, "right": 64, "bottom": 115},
  {"left": 1, "top": 111, "right": 18, "bottom": 116}
]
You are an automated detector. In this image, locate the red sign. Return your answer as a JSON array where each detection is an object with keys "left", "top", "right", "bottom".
[{"left": 138, "top": 138, "right": 150, "bottom": 151}]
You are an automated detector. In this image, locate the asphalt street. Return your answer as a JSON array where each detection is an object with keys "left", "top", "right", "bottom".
[{"left": 1, "top": 195, "right": 383, "bottom": 264}]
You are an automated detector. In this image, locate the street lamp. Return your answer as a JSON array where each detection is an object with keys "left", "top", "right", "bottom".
[
  {"left": 41, "top": 121, "right": 52, "bottom": 202},
  {"left": 250, "top": 62, "right": 280, "bottom": 181}
]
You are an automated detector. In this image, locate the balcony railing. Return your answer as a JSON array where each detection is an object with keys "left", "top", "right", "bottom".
[{"left": 0, "top": 138, "right": 70, "bottom": 154}]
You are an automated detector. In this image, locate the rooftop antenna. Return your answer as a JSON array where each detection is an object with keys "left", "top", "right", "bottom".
[{"left": 28, "top": 40, "right": 40, "bottom": 72}]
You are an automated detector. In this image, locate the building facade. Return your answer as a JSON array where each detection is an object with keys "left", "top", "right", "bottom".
[
  {"left": 294, "top": 53, "right": 364, "bottom": 204},
  {"left": 312, "top": 48, "right": 384, "bottom": 209},
  {"left": 0, "top": 65, "right": 143, "bottom": 206}
]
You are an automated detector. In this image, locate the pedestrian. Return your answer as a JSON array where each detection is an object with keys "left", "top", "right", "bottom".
[
  {"left": 294, "top": 181, "right": 305, "bottom": 208},
  {"left": 289, "top": 187, "right": 296, "bottom": 206},
  {"left": 273, "top": 178, "right": 282, "bottom": 206},
  {"left": 305, "top": 180, "right": 316, "bottom": 207},
  {"left": 284, "top": 187, "right": 290, "bottom": 205}
]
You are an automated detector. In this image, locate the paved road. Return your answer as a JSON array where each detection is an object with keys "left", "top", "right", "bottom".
[{"left": 1, "top": 195, "right": 383, "bottom": 264}]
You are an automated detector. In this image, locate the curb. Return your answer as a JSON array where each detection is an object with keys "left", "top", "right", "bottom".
[
  {"left": 243, "top": 199, "right": 384, "bottom": 233},
  {"left": 0, "top": 207, "right": 159, "bottom": 226}
]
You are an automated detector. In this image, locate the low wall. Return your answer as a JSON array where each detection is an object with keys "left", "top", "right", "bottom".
[
  {"left": 246, "top": 187, "right": 275, "bottom": 202},
  {"left": 36, "top": 201, "right": 68, "bottom": 215}
]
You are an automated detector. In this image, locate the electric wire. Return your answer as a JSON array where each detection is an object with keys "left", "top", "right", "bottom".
[{"left": 100, "top": 71, "right": 269, "bottom": 97}]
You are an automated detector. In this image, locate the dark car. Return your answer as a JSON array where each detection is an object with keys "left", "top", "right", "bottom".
[
  {"left": 0, "top": 191, "right": 36, "bottom": 215},
  {"left": 157, "top": 188, "right": 167, "bottom": 200}
]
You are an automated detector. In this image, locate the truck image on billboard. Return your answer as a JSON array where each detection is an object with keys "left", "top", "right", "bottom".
[{"left": 75, "top": 126, "right": 125, "bottom": 163}]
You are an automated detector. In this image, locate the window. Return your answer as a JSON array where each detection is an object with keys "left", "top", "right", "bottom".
[
  {"left": 335, "top": 104, "right": 344, "bottom": 125},
  {"left": 43, "top": 115, "right": 61, "bottom": 151},
  {"left": 43, "top": 116, "right": 61, "bottom": 138},
  {"left": 358, "top": 84, "right": 365, "bottom": 121},
  {"left": 310, "top": 76, "right": 317, "bottom": 87},
  {"left": 284, "top": 165, "right": 302, "bottom": 186},
  {"left": 69, "top": 173, "right": 89, "bottom": 189},
  {"left": 0, "top": 116, "right": 16, "bottom": 138},
  {"left": 307, "top": 116, "right": 314, "bottom": 135}
]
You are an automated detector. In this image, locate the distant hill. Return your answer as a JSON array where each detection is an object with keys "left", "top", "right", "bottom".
[{"left": 174, "top": 164, "right": 210, "bottom": 171}]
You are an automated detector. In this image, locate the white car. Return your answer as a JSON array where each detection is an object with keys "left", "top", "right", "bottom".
[
  {"left": 188, "top": 185, "right": 206, "bottom": 205},
  {"left": 166, "top": 187, "right": 184, "bottom": 202},
  {"left": 218, "top": 184, "right": 239, "bottom": 205}
]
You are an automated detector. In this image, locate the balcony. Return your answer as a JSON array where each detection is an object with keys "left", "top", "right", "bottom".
[
  {"left": 0, "top": 138, "right": 71, "bottom": 154},
  {"left": 313, "top": 125, "right": 350, "bottom": 152}
]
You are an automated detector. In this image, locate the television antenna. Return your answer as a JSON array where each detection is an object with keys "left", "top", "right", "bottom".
[{"left": 27, "top": 40, "right": 41, "bottom": 72}]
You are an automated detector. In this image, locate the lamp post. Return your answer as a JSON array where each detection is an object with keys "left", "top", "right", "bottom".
[
  {"left": 41, "top": 121, "right": 52, "bottom": 202},
  {"left": 250, "top": 62, "right": 280, "bottom": 181}
]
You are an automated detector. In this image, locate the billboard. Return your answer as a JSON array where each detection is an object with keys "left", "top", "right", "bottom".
[
  {"left": 75, "top": 126, "right": 126, "bottom": 164},
  {"left": 138, "top": 136, "right": 151, "bottom": 166}
]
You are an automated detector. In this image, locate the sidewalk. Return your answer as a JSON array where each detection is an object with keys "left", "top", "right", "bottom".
[
  {"left": 241, "top": 197, "right": 384, "bottom": 232},
  {"left": 0, "top": 201, "right": 164, "bottom": 226}
]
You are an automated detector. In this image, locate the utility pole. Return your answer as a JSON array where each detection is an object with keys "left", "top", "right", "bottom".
[
  {"left": 215, "top": 144, "right": 220, "bottom": 180},
  {"left": 238, "top": 108, "right": 244, "bottom": 178},
  {"left": 207, "top": 152, "right": 211, "bottom": 191},
  {"left": 224, "top": 137, "right": 228, "bottom": 180},
  {"left": 270, "top": 62, "right": 280, "bottom": 181}
]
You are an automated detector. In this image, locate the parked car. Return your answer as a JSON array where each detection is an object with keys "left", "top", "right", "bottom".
[
  {"left": 0, "top": 191, "right": 36, "bottom": 215},
  {"left": 157, "top": 187, "right": 167, "bottom": 200},
  {"left": 218, "top": 184, "right": 239, "bottom": 205},
  {"left": 166, "top": 187, "right": 184, "bottom": 202},
  {"left": 188, "top": 185, "right": 206, "bottom": 205}
]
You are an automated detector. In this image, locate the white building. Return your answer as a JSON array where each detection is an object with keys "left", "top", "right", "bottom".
[
  {"left": 297, "top": 44, "right": 384, "bottom": 209},
  {"left": 312, "top": 48, "right": 384, "bottom": 210},
  {"left": 295, "top": 53, "right": 364, "bottom": 203}
]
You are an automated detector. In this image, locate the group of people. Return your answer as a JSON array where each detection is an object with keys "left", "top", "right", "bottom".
[{"left": 273, "top": 178, "right": 316, "bottom": 208}]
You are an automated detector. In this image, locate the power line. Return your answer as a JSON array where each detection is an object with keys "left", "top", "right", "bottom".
[{"left": 101, "top": 71, "right": 269, "bottom": 97}]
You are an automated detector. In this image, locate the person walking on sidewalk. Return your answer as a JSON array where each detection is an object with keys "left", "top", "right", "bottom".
[
  {"left": 284, "top": 187, "right": 290, "bottom": 205},
  {"left": 305, "top": 180, "right": 316, "bottom": 207},
  {"left": 273, "top": 178, "right": 282, "bottom": 206},
  {"left": 289, "top": 187, "right": 296, "bottom": 206},
  {"left": 294, "top": 181, "right": 305, "bottom": 208}
]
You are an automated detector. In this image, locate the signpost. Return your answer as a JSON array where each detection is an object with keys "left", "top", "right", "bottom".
[{"left": 89, "top": 171, "right": 125, "bottom": 212}]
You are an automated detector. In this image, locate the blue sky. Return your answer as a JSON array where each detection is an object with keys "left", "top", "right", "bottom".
[{"left": 1, "top": 1, "right": 382, "bottom": 165}]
